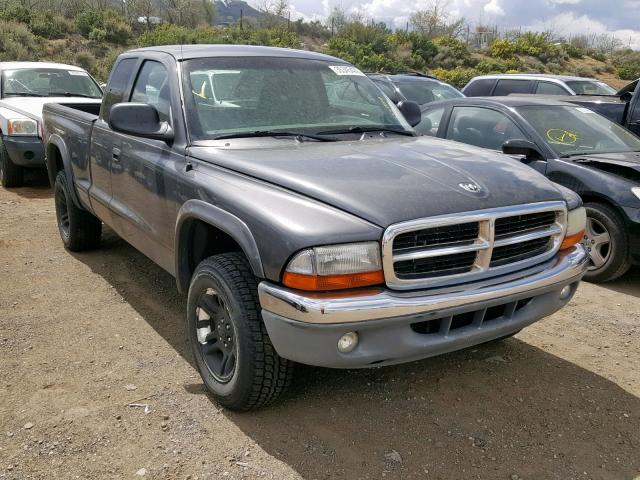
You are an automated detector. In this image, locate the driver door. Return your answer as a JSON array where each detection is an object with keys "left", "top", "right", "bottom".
[{"left": 108, "top": 58, "right": 183, "bottom": 273}]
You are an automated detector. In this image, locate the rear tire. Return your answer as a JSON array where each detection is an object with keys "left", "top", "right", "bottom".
[
  {"left": 0, "top": 136, "right": 23, "bottom": 188},
  {"left": 187, "top": 252, "right": 294, "bottom": 411},
  {"left": 54, "top": 171, "right": 102, "bottom": 251},
  {"left": 583, "top": 202, "right": 631, "bottom": 283}
]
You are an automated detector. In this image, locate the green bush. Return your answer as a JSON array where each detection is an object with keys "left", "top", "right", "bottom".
[
  {"left": 76, "top": 9, "right": 130, "bottom": 45},
  {"left": 489, "top": 39, "right": 517, "bottom": 59},
  {"left": 0, "top": 4, "right": 32, "bottom": 25},
  {"left": 562, "top": 43, "right": 584, "bottom": 59},
  {"left": 0, "top": 20, "right": 41, "bottom": 61},
  {"left": 30, "top": 12, "right": 75, "bottom": 39},
  {"left": 432, "top": 67, "right": 479, "bottom": 89}
]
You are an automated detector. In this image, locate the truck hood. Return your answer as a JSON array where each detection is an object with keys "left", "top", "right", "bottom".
[
  {"left": 190, "top": 136, "right": 566, "bottom": 227},
  {"left": 0, "top": 97, "right": 101, "bottom": 122}
]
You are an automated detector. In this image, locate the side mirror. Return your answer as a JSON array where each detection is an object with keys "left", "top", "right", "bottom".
[
  {"left": 502, "top": 139, "right": 544, "bottom": 160},
  {"left": 109, "top": 103, "right": 174, "bottom": 141},
  {"left": 397, "top": 100, "right": 422, "bottom": 127}
]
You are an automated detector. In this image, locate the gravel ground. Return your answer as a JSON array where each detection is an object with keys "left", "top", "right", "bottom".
[{"left": 1, "top": 174, "right": 639, "bottom": 480}]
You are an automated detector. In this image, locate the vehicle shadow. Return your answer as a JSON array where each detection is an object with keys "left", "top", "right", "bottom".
[
  {"left": 5, "top": 169, "right": 51, "bottom": 199},
  {"left": 73, "top": 230, "right": 640, "bottom": 480},
  {"left": 598, "top": 266, "right": 640, "bottom": 298}
]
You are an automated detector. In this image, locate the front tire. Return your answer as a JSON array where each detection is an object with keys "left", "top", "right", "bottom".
[
  {"left": 187, "top": 253, "right": 294, "bottom": 411},
  {"left": 0, "top": 136, "right": 23, "bottom": 188},
  {"left": 583, "top": 202, "right": 631, "bottom": 283},
  {"left": 54, "top": 171, "right": 102, "bottom": 251}
]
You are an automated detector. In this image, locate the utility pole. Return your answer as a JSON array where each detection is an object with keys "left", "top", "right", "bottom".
[{"left": 240, "top": 8, "right": 243, "bottom": 29}]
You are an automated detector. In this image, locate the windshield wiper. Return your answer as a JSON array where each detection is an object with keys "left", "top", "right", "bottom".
[
  {"left": 49, "top": 92, "right": 100, "bottom": 98},
  {"left": 3, "top": 92, "right": 46, "bottom": 97},
  {"left": 213, "top": 130, "right": 337, "bottom": 142},
  {"left": 315, "top": 126, "right": 414, "bottom": 137}
]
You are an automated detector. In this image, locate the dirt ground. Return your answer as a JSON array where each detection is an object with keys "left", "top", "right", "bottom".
[{"left": 1, "top": 173, "right": 639, "bottom": 480}]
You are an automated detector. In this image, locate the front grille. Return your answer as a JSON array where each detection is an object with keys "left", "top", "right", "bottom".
[
  {"left": 395, "top": 251, "right": 477, "bottom": 279},
  {"left": 393, "top": 222, "right": 479, "bottom": 253},
  {"left": 495, "top": 211, "right": 556, "bottom": 239},
  {"left": 382, "top": 202, "right": 567, "bottom": 290},
  {"left": 491, "top": 237, "right": 551, "bottom": 267}
]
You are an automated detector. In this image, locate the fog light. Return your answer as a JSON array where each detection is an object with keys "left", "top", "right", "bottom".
[
  {"left": 337, "top": 332, "right": 358, "bottom": 353},
  {"left": 559, "top": 285, "right": 572, "bottom": 300}
]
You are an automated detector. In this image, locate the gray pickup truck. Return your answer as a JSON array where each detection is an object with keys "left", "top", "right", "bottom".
[{"left": 43, "top": 45, "right": 589, "bottom": 410}]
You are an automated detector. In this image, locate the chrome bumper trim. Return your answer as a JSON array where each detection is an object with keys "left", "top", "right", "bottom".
[{"left": 258, "top": 245, "right": 588, "bottom": 325}]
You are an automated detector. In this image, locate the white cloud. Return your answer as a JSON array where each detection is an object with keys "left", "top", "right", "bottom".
[
  {"left": 526, "top": 12, "right": 640, "bottom": 48},
  {"left": 547, "top": 0, "right": 581, "bottom": 4},
  {"left": 484, "top": 0, "right": 505, "bottom": 16}
]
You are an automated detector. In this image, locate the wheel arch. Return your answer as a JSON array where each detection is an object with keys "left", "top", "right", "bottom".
[
  {"left": 46, "top": 136, "right": 83, "bottom": 208},
  {"left": 175, "top": 200, "right": 265, "bottom": 294}
]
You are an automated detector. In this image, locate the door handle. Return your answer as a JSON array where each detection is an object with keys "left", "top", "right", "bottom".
[{"left": 112, "top": 147, "right": 121, "bottom": 162}]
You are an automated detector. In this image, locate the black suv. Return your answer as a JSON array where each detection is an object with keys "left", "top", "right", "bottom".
[{"left": 368, "top": 72, "right": 463, "bottom": 107}]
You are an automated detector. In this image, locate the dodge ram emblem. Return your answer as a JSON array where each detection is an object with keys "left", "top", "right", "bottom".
[{"left": 459, "top": 182, "right": 481, "bottom": 193}]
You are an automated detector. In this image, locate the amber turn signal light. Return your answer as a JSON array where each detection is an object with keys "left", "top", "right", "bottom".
[
  {"left": 282, "top": 270, "right": 385, "bottom": 291},
  {"left": 560, "top": 229, "right": 584, "bottom": 250}
]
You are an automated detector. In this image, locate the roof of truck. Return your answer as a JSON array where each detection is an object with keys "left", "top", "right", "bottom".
[
  {"left": 127, "top": 45, "right": 345, "bottom": 62},
  {"left": 0, "top": 61, "right": 87, "bottom": 71}
]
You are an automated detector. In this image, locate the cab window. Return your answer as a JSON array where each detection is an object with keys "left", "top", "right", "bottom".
[
  {"left": 446, "top": 106, "right": 526, "bottom": 150},
  {"left": 463, "top": 78, "right": 496, "bottom": 97}
]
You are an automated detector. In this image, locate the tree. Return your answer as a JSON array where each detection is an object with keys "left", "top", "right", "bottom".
[
  {"left": 257, "top": 0, "right": 288, "bottom": 28},
  {"left": 409, "top": 0, "right": 465, "bottom": 39}
]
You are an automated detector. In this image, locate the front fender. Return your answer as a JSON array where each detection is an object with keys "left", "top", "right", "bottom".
[{"left": 175, "top": 199, "right": 265, "bottom": 293}]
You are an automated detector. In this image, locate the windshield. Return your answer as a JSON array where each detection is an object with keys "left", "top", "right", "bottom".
[
  {"left": 517, "top": 105, "right": 640, "bottom": 157},
  {"left": 565, "top": 80, "right": 616, "bottom": 95},
  {"left": 395, "top": 79, "right": 463, "bottom": 104},
  {"left": 1, "top": 68, "right": 102, "bottom": 99},
  {"left": 182, "top": 57, "right": 412, "bottom": 141}
]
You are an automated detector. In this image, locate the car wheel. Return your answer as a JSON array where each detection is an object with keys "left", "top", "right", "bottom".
[
  {"left": 187, "top": 252, "right": 294, "bottom": 411},
  {"left": 582, "top": 202, "right": 631, "bottom": 283},
  {"left": 54, "top": 171, "right": 102, "bottom": 251},
  {"left": 0, "top": 136, "right": 23, "bottom": 188}
]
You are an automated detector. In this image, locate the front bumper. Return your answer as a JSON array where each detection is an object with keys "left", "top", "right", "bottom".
[
  {"left": 2, "top": 135, "right": 44, "bottom": 168},
  {"left": 258, "top": 246, "right": 588, "bottom": 368}
]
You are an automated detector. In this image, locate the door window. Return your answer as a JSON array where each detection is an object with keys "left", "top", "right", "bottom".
[
  {"left": 493, "top": 79, "right": 532, "bottom": 96},
  {"left": 446, "top": 106, "right": 526, "bottom": 150},
  {"left": 535, "top": 82, "right": 569, "bottom": 95},
  {"left": 130, "top": 61, "right": 171, "bottom": 122}
]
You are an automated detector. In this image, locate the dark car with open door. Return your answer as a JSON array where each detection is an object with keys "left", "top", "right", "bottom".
[{"left": 418, "top": 96, "right": 640, "bottom": 282}]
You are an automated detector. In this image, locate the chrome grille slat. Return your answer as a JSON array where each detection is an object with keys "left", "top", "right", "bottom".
[{"left": 382, "top": 202, "right": 567, "bottom": 290}]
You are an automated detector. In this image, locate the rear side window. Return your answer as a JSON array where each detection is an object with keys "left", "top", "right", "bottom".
[
  {"left": 493, "top": 79, "right": 532, "bottom": 96},
  {"left": 372, "top": 79, "right": 401, "bottom": 103},
  {"left": 463, "top": 78, "right": 495, "bottom": 96},
  {"left": 535, "top": 82, "right": 568, "bottom": 95},
  {"left": 102, "top": 58, "right": 137, "bottom": 121}
]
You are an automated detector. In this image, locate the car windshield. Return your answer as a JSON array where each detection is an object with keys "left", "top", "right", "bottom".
[
  {"left": 395, "top": 79, "right": 463, "bottom": 104},
  {"left": 1, "top": 68, "right": 102, "bottom": 98},
  {"left": 517, "top": 105, "right": 640, "bottom": 157},
  {"left": 182, "top": 57, "right": 412, "bottom": 141},
  {"left": 565, "top": 80, "right": 616, "bottom": 95}
]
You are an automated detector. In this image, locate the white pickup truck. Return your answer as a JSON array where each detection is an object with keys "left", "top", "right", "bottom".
[{"left": 0, "top": 62, "right": 102, "bottom": 187}]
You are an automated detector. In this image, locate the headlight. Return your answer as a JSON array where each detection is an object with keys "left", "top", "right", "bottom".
[
  {"left": 632, "top": 187, "right": 640, "bottom": 201},
  {"left": 282, "top": 242, "right": 384, "bottom": 291},
  {"left": 7, "top": 119, "right": 38, "bottom": 136},
  {"left": 560, "top": 207, "right": 586, "bottom": 250}
]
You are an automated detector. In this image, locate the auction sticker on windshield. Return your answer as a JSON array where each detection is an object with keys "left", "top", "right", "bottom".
[
  {"left": 547, "top": 128, "right": 578, "bottom": 145},
  {"left": 329, "top": 65, "right": 366, "bottom": 76}
]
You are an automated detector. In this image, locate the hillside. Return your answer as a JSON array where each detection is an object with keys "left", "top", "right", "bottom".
[{"left": 0, "top": 3, "right": 639, "bottom": 88}]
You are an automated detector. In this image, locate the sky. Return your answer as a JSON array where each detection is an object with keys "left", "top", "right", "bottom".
[{"left": 262, "top": 0, "right": 640, "bottom": 49}]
